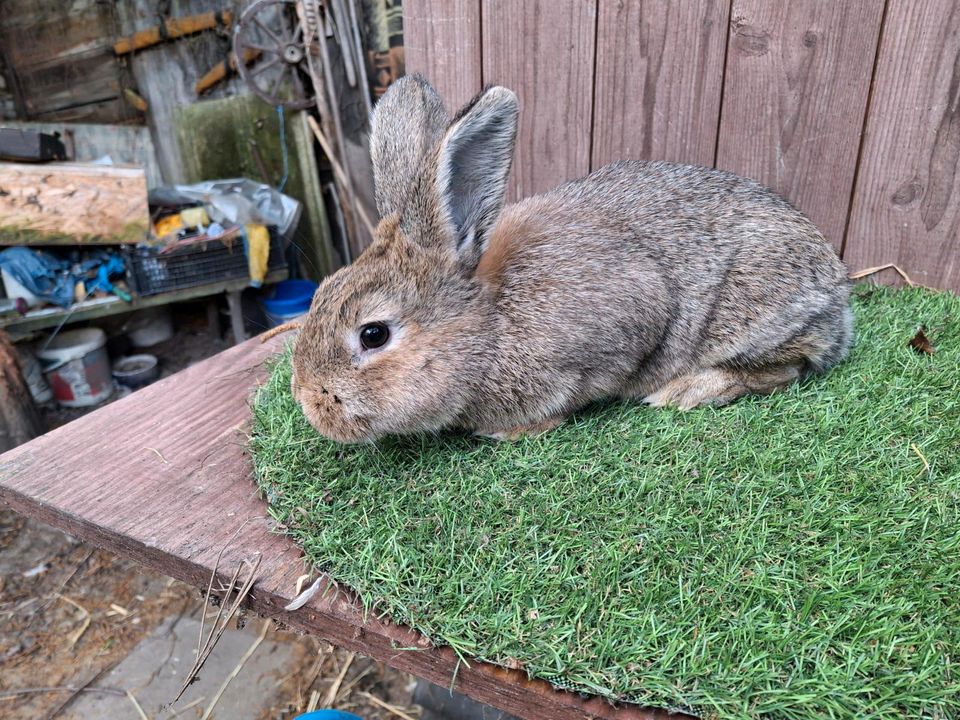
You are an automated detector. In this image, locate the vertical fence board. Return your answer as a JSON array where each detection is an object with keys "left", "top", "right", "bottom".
[
  {"left": 403, "top": 0, "right": 482, "bottom": 111},
  {"left": 845, "top": 0, "right": 960, "bottom": 290},
  {"left": 716, "top": 1, "right": 883, "bottom": 249},
  {"left": 591, "top": 0, "right": 729, "bottom": 170},
  {"left": 481, "top": 0, "right": 597, "bottom": 201}
]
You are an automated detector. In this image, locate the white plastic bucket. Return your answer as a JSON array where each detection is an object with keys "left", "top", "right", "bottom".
[
  {"left": 16, "top": 346, "right": 53, "bottom": 404},
  {"left": 37, "top": 328, "right": 113, "bottom": 407}
]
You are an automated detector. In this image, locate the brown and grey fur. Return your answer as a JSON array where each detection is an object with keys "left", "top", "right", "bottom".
[{"left": 292, "top": 76, "right": 853, "bottom": 443}]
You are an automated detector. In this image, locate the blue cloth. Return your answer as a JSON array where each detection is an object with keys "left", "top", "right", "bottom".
[
  {"left": 0, "top": 247, "right": 73, "bottom": 307},
  {"left": 87, "top": 255, "right": 126, "bottom": 295},
  {"left": 0, "top": 247, "right": 126, "bottom": 307}
]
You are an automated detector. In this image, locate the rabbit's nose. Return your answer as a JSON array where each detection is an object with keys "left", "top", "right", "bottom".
[{"left": 319, "top": 386, "right": 342, "bottom": 404}]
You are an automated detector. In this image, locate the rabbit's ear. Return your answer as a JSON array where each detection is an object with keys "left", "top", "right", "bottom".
[
  {"left": 370, "top": 74, "right": 449, "bottom": 218},
  {"left": 434, "top": 86, "right": 518, "bottom": 272}
]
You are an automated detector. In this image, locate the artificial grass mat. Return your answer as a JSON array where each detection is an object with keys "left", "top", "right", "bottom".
[{"left": 250, "top": 286, "right": 960, "bottom": 719}]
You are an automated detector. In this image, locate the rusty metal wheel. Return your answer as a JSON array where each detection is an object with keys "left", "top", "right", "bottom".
[{"left": 234, "top": 0, "right": 315, "bottom": 109}]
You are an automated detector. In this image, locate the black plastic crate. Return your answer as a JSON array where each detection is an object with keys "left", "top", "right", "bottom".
[{"left": 124, "top": 230, "right": 287, "bottom": 297}]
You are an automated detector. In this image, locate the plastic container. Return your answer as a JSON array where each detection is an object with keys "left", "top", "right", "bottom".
[
  {"left": 37, "top": 328, "right": 113, "bottom": 407},
  {"left": 292, "top": 712, "right": 363, "bottom": 720},
  {"left": 260, "top": 279, "right": 318, "bottom": 327},
  {"left": 112, "top": 354, "right": 159, "bottom": 389}
]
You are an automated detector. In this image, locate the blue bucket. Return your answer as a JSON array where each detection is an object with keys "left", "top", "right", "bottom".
[{"left": 260, "top": 279, "right": 318, "bottom": 328}]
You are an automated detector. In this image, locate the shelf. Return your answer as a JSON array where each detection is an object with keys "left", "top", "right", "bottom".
[{"left": 2, "top": 269, "right": 288, "bottom": 335}]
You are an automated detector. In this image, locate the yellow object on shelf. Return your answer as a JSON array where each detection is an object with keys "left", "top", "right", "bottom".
[
  {"left": 245, "top": 223, "right": 270, "bottom": 287},
  {"left": 154, "top": 213, "right": 183, "bottom": 237},
  {"left": 180, "top": 206, "right": 209, "bottom": 228}
]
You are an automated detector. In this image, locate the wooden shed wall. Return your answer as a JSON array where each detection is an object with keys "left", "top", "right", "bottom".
[
  {"left": 404, "top": 0, "right": 960, "bottom": 292},
  {"left": 0, "top": 0, "right": 140, "bottom": 124}
]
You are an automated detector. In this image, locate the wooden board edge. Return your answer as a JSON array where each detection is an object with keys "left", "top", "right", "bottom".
[{"left": 0, "top": 161, "right": 148, "bottom": 177}]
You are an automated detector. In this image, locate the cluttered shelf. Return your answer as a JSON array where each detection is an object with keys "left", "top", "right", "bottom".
[
  {"left": 0, "top": 268, "right": 289, "bottom": 335},
  {"left": 1, "top": 163, "right": 308, "bottom": 338}
]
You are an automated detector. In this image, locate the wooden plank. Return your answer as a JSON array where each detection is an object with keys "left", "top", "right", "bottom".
[
  {"left": 591, "top": 0, "right": 730, "bottom": 170},
  {"left": 482, "top": 0, "right": 597, "bottom": 200},
  {"left": 16, "top": 51, "right": 121, "bottom": 118},
  {"left": 845, "top": 0, "right": 960, "bottom": 291},
  {"left": 0, "top": 0, "right": 135, "bottom": 124},
  {"left": 403, "top": 0, "right": 482, "bottom": 111},
  {"left": 715, "top": 1, "right": 883, "bottom": 250},
  {"left": 0, "top": 335, "right": 681, "bottom": 720},
  {"left": 29, "top": 98, "right": 139, "bottom": 126},
  {"left": 0, "top": 0, "right": 115, "bottom": 69},
  {"left": 0, "top": 162, "right": 149, "bottom": 244}
]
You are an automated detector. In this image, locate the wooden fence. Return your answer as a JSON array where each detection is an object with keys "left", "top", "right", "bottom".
[{"left": 403, "top": 0, "right": 960, "bottom": 293}]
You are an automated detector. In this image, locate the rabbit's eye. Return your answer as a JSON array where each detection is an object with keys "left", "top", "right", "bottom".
[{"left": 359, "top": 322, "right": 390, "bottom": 350}]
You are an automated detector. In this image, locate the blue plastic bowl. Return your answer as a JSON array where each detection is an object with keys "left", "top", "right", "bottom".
[
  {"left": 292, "top": 711, "right": 363, "bottom": 720},
  {"left": 261, "top": 279, "right": 319, "bottom": 316}
]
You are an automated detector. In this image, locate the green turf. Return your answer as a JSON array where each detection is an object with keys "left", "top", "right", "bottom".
[{"left": 250, "top": 286, "right": 960, "bottom": 719}]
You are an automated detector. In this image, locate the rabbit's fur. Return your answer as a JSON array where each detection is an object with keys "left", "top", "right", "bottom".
[{"left": 292, "top": 76, "right": 852, "bottom": 443}]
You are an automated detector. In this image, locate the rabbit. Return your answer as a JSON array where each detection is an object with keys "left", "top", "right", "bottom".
[{"left": 290, "top": 75, "right": 853, "bottom": 443}]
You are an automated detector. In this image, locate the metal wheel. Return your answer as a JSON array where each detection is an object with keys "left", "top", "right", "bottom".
[{"left": 234, "top": 0, "right": 315, "bottom": 110}]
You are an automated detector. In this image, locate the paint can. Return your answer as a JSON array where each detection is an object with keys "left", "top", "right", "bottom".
[{"left": 36, "top": 328, "right": 113, "bottom": 408}]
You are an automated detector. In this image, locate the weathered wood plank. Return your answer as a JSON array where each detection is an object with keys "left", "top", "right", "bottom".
[
  {"left": 0, "top": 334, "right": 680, "bottom": 720},
  {"left": 715, "top": 1, "right": 883, "bottom": 250},
  {"left": 0, "top": 0, "right": 115, "bottom": 69},
  {"left": 0, "top": 162, "right": 149, "bottom": 244},
  {"left": 16, "top": 50, "right": 120, "bottom": 117},
  {"left": 845, "top": 0, "right": 960, "bottom": 291},
  {"left": 482, "top": 0, "right": 597, "bottom": 201},
  {"left": 0, "top": 0, "right": 136, "bottom": 124},
  {"left": 591, "top": 0, "right": 729, "bottom": 170},
  {"left": 403, "top": 0, "right": 482, "bottom": 111}
]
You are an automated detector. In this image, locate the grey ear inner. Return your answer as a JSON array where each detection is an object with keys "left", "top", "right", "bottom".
[
  {"left": 370, "top": 74, "right": 449, "bottom": 219},
  {"left": 434, "top": 86, "right": 519, "bottom": 271}
]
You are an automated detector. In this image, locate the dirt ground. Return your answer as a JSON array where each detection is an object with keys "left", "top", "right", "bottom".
[{"left": 1, "top": 300, "right": 421, "bottom": 720}]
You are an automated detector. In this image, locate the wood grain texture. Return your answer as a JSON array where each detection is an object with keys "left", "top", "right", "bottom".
[
  {"left": 591, "top": 0, "right": 729, "bottom": 169},
  {"left": 403, "top": 0, "right": 483, "bottom": 111},
  {"left": 845, "top": 0, "right": 960, "bottom": 291},
  {"left": 114, "top": 0, "right": 252, "bottom": 183},
  {"left": 0, "top": 162, "right": 148, "bottom": 243},
  {"left": 482, "top": 0, "right": 597, "bottom": 201},
  {"left": 0, "top": 335, "right": 683, "bottom": 720},
  {"left": 715, "top": 1, "right": 883, "bottom": 249},
  {"left": 0, "top": 0, "right": 137, "bottom": 124},
  {"left": 0, "top": 330, "right": 42, "bottom": 454}
]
